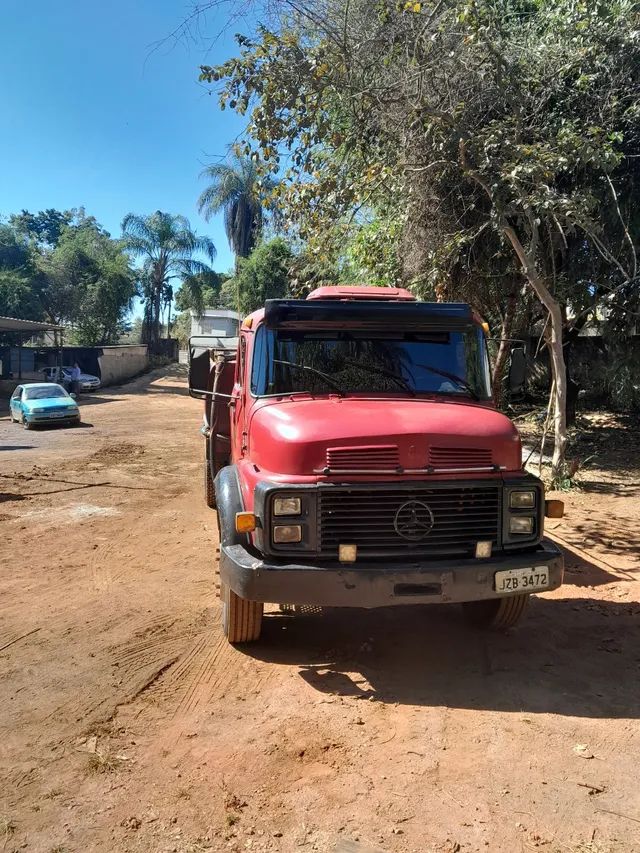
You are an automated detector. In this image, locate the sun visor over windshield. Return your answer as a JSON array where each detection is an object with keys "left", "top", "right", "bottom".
[{"left": 264, "top": 300, "right": 474, "bottom": 331}]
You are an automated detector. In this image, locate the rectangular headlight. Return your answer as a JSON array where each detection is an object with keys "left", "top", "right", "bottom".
[
  {"left": 273, "top": 497, "right": 302, "bottom": 516},
  {"left": 509, "top": 516, "right": 534, "bottom": 534},
  {"left": 273, "top": 525, "right": 302, "bottom": 544},
  {"left": 510, "top": 490, "right": 536, "bottom": 509}
]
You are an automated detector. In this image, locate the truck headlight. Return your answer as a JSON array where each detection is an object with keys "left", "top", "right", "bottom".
[
  {"left": 509, "top": 516, "right": 534, "bottom": 534},
  {"left": 273, "top": 525, "right": 302, "bottom": 543},
  {"left": 510, "top": 490, "right": 536, "bottom": 509},
  {"left": 273, "top": 497, "right": 302, "bottom": 516}
]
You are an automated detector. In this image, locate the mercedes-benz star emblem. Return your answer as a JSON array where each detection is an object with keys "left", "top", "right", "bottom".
[{"left": 393, "top": 500, "right": 434, "bottom": 541}]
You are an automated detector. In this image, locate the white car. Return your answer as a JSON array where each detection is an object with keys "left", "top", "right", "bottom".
[{"left": 42, "top": 366, "right": 101, "bottom": 391}]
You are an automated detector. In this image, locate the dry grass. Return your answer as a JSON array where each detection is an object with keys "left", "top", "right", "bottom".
[
  {"left": 42, "top": 787, "right": 64, "bottom": 800},
  {"left": 86, "top": 748, "right": 122, "bottom": 775},
  {"left": 0, "top": 817, "right": 16, "bottom": 841}
]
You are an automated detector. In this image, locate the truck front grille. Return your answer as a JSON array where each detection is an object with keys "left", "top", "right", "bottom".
[{"left": 318, "top": 483, "right": 501, "bottom": 558}]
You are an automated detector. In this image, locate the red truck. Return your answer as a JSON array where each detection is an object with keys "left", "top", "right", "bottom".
[{"left": 189, "top": 286, "right": 563, "bottom": 644}]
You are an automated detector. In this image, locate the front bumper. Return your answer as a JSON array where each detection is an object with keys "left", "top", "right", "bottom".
[
  {"left": 26, "top": 412, "right": 80, "bottom": 425},
  {"left": 220, "top": 539, "right": 564, "bottom": 608}
]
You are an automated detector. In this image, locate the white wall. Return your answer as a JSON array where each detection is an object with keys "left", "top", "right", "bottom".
[{"left": 98, "top": 346, "right": 148, "bottom": 386}]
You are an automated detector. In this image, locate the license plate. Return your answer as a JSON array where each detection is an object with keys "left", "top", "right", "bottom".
[{"left": 494, "top": 566, "right": 550, "bottom": 594}]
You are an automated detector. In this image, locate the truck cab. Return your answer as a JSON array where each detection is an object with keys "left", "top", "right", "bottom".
[{"left": 189, "top": 287, "right": 563, "bottom": 644}]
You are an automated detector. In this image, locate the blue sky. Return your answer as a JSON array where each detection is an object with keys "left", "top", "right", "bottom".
[{"left": 0, "top": 0, "right": 251, "bottom": 289}]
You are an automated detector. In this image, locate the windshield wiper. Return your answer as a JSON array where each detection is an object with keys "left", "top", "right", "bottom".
[
  {"left": 273, "top": 359, "right": 346, "bottom": 396},
  {"left": 342, "top": 358, "right": 416, "bottom": 396},
  {"left": 415, "top": 363, "right": 480, "bottom": 401}
]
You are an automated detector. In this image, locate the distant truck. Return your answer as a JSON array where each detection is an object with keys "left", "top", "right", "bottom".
[{"left": 189, "top": 286, "right": 564, "bottom": 644}]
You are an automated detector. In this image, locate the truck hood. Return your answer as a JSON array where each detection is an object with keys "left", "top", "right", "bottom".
[{"left": 248, "top": 397, "right": 521, "bottom": 476}]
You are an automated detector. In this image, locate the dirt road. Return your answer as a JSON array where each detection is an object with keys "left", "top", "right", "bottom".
[{"left": 1, "top": 367, "right": 639, "bottom": 853}]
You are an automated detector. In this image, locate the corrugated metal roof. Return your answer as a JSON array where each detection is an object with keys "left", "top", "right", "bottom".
[{"left": 0, "top": 316, "right": 63, "bottom": 332}]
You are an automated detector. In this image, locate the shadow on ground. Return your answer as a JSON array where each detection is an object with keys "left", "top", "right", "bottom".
[
  {"left": 77, "top": 364, "right": 191, "bottom": 405},
  {"left": 247, "top": 594, "right": 640, "bottom": 719}
]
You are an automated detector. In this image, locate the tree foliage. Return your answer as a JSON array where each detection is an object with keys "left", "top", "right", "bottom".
[
  {"left": 225, "top": 237, "right": 292, "bottom": 314},
  {"left": 1, "top": 211, "right": 137, "bottom": 344},
  {"left": 201, "top": 0, "right": 640, "bottom": 480},
  {"left": 174, "top": 270, "right": 230, "bottom": 313},
  {"left": 197, "top": 155, "right": 274, "bottom": 260},
  {"left": 121, "top": 211, "right": 216, "bottom": 346}
]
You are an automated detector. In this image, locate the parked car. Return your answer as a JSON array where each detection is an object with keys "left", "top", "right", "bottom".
[
  {"left": 9, "top": 383, "right": 81, "bottom": 429},
  {"left": 41, "top": 366, "right": 101, "bottom": 392}
]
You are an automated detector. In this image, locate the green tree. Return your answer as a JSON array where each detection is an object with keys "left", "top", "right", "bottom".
[
  {"left": 173, "top": 310, "right": 192, "bottom": 349},
  {"left": 227, "top": 237, "right": 292, "bottom": 314},
  {"left": 203, "top": 0, "right": 640, "bottom": 481},
  {"left": 197, "top": 155, "right": 273, "bottom": 262},
  {"left": 121, "top": 211, "right": 216, "bottom": 346},
  {"left": 0, "top": 224, "right": 43, "bottom": 320},
  {"left": 174, "top": 270, "right": 229, "bottom": 313},
  {"left": 9, "top": 209, "right": 74, "bottom": 248},
  {"left": 36, "top": 221, "right": 137, "bottom": 344}
]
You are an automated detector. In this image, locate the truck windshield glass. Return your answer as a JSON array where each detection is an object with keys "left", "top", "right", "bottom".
[{"left": 251, "top": 327, "right": 491, "bottom": 398}]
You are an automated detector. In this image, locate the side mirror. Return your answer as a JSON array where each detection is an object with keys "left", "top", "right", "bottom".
[
  {"left": 188, "top": 336, "right": 239, "bottom": 399},
  {"left": 188, "top": 345, "right": 213, "bottom": 399},
  {"left": 508, "top": 346, "right": 527, "bottom": 395},
  {"left": 70, "top": 393, "right": 77, "bottom": 399}
]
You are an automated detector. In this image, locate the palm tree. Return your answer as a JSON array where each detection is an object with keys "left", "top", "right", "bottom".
[
  {"left": 197, "top": 156, "right": 272, "bottom": 262},
  {"left": 121, "top": 212, "right": 215, "bottom": 347}
]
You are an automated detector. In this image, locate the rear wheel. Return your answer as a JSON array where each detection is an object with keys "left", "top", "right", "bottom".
[
  {"left": 462, "top": 594, "right": 530, "bottom": 630},
  {"left": 221, "top": 581, "right": 263, "bottom": 644}
]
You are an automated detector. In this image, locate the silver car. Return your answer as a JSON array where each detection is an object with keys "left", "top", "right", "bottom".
[{"left": 42, "top": 366, "right": 101, "bottom": 391}]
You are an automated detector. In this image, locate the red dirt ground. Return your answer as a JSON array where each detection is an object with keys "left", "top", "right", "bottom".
[{"left": 1, "top": 366, "right": 639, "bottom": 853}]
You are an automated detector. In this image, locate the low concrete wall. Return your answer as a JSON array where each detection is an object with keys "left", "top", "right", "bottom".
[
  {"left": 0, "top": 379, "right": 18, "bottom": 398},
  {"left": 98, "top": 346, "right": 148, "bottom": 386}
]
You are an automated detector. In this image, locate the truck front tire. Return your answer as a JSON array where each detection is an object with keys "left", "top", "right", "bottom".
[
  {"left": 221, "top": 581, "right": 263, "bottom": 643},
  {"left": 462, "top": 594, "right": 530, "bottom": 630}
]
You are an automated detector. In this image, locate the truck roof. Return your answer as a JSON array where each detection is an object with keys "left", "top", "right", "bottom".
[
  {"left": 306, "top": 285, "right": 416, "bottom": 301},
  {"left": 243, "top": 287, "right": 478, "bottom": 332}
]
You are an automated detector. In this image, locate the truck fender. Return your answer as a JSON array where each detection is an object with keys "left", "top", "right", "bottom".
[{"left": 214, "top": 465, "right": 249, "bottom": 548}]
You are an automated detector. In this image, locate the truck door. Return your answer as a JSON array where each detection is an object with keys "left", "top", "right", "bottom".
[{"left": 230, "top": 335, "right": 248, "bottom": 461}]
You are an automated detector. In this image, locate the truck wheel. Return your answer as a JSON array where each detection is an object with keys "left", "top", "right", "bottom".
[
  {"left": 221, "top": 582, "right": 263, "bottom": 644},
  {"left": 462, "top": 594, "right": 530, "bottom": 630},
  {"left": 204, "top": 457, "right": 216, "bottom": 508}
]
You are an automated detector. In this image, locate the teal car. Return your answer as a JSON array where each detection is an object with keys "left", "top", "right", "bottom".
[{"left": 9, "top": 383, "right": 81, "bottom": 429}]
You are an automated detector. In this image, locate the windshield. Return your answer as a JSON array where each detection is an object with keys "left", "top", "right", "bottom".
[
  {"left": 251, "top": 327, "right": 491, "bottom": 399},
  {"left": 24, "top": 385, "right": 68, "bottom": 400}
]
